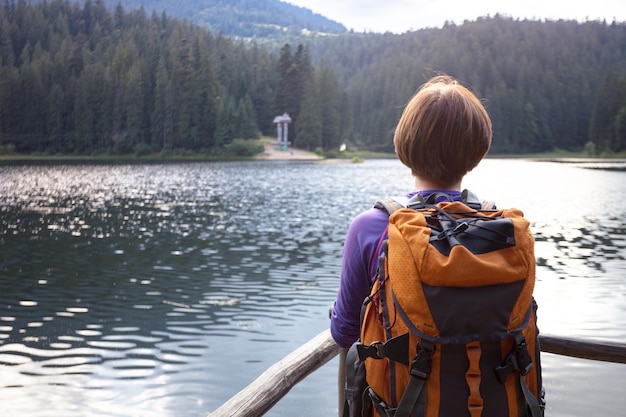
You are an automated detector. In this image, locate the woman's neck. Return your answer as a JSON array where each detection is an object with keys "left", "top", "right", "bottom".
[{"left": 414, "top": 176, "right": 461, "bottom": 191}]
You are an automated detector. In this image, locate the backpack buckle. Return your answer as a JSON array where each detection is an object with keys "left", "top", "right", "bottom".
[
  {"left": 494, "top": 352, "right": 517, "bottom": 384},
  {"left": 357, "top": 341, "right": 385, "bottom": 360},
  {"left": 409, "top": 341, "right": 434, "bottom": 379},
  {"left": 356, "top": 334, "right": 410, "bottom": 364},
  {"left": 514, "top": 337, "right": 534, "bottom": 376},
  {"left": 494, "top": 335, "right": 534, "bottom": 384}
]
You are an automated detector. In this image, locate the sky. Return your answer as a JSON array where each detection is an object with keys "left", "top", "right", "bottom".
[{"left": 285, "top": 0, "right": 626, "bottom": 33}]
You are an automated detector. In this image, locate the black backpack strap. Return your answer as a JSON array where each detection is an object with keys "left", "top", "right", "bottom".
[
  {"left": 374, "top": 197, "right": 406, "bottom": 216},
  {"left": 461, "top": 189, "right": 482, "bottom": 210},
  {"left": 462, "top": 189, "right": 497, "bottom": 210},
  {"left": 494, "top": 333, "right": 544, "bottom": 417},
  {"left": 394, "top": 339, "right": 436, "bottom": 417},
  {"left": 343, "top": 343, "right": 369, "bottom": 417},
  {"left": 405, "top": 189, "right": 494, "bottom": 211}
]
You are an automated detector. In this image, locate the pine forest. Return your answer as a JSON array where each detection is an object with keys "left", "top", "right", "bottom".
[{"left": 1, "top": 0, "right": 625, "bottom": 157}]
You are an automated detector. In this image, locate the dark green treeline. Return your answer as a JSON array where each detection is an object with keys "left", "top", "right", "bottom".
[
  {"left": 0, "top": 0, "right": 346, "bottom": 155},
  {"left": 310, "top": 16, "right": 626, "bottom": 154},
  {"left": 2, "top": 1, "right": 626, "bottom": 156}
]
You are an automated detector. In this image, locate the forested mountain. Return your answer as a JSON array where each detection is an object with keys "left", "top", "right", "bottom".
[
  {"left": 28, "top": 0, "right": 347, "bottom": 40},
  {"left": 0, "top": 0, "right": 348, "bottom": 155},
  {"left": 308, "top": 16, "right": 626, "bottom": 154},
  {"left": 1, "top": 1, "right": 625, "bottom": 156}
]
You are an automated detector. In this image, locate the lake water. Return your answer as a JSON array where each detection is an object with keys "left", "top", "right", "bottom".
[{"left": 0, "top": 158, "right": 624, "bottom": 417}]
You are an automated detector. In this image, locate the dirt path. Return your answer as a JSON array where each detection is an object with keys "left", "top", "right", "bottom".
[{"left": 255, "top": 139, "right": 323, "bottom": 161}]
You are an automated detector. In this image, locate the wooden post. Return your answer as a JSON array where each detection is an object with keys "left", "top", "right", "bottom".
[
  {"left": 337, "top": 348, "right": 348, "bottom": 416},
  {"left": 208, "top": 328, "right": 341, "bottom": 417}
]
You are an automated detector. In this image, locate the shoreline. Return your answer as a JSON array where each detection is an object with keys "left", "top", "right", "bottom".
[{"left": 254, "top": 139, "right": 323, "bottom": 161}]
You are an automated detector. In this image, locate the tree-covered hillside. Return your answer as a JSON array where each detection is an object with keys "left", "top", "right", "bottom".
[
  {"left": 29, "top": 0, "right": 347, "bottom": 39},
  {"left": 2, "top": 1, "right": 626, "bottom": 156},
  {"left": 0, "top": 0, "right": 347, "bottom": 155},
  {"left": 309, "top": 16, "right": 626, "bottom": 154}
]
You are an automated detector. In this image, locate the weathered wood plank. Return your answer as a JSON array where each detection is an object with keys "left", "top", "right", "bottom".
[
  {"left": 539, "top": 334, "right": 626, "bottom": 364},
  {"left": 208, "top": 328, "right": 341, "bottom": 417}
]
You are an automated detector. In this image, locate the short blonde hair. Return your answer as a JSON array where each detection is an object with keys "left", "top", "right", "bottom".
[{"left": 393, "top": 75, "right": 492, "bottom": 186}]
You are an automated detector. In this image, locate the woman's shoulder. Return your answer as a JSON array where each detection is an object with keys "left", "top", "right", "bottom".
[
  {"left": 352, "top": 205, "right": 390, "bottom": 223},
  {"left": 348, "top": 205, "right": 393, "bottom": 239}
]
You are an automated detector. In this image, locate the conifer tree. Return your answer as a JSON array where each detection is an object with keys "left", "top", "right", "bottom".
[
  {"left": 295, "top": 76, "right": 321, "bottom": 150},
  {"left": 191, "top": 34, "right": 218, "bottom": 150},
  {"left": 273, "top": 43, "right": 295, "bottom": 116},
  {"left": 213, "top": 95, "right": 237, "bottom": 147},
  {"left": 235, "top": 94, "right": 259, "bottom": 139},
  {"left": 589, "top": 72, "right": 623, "bottom": 152},
  {"left": 616, "top": 106, "right": 626, "bottom": 152},
  {"left": 317, "top": 64, "right": 341, "bottom": 151},
  {"left": 152, "top": 55, "right": 172, "bottom": 152}
]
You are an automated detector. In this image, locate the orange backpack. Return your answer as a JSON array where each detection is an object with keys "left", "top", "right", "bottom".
[{"left": 350, "top": 191, "right": 544, "bottom": 417}]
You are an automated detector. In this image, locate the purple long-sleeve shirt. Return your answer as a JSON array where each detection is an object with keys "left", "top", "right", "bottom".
[{"left": 329, "top": 189, "right": 463, "bottom": 348}]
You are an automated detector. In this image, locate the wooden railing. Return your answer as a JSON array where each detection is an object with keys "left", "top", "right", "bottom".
[
  {"left": 208, "top": 329, "right": 341, "bottom": 417},
  {"left": 208, "top": 329, "right": 626, "bottom": 417},
  {"left": 539, "top": 334, "right": 626, "bottom": 363}
]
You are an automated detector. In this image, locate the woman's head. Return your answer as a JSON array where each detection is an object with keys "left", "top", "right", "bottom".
[{"left": 393, "top": 75, "right": 492, "bottom": 187}]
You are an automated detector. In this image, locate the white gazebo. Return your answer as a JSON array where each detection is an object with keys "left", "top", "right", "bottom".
[{"left": 272, "top": 113, "right": 292, "bottom": 150}]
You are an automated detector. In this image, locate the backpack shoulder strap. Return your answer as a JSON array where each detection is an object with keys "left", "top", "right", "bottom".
[
  {"left": 461, "top": 189, "right": 482, "bottom": 209},
  {"left": 374, "top": 197, "right": 407, "bottom": 216},
  {"left": 462, "top": 189, "right": 497, "bottom": 210},
  {"left": 403, "top": 189, "right": 495, "bottom": 211},
  {"left": 376, "top": 190, "right": 497, "bottom": 212},
  {"left": 370, "top": 197, "right": 405, "bottom": 277}
]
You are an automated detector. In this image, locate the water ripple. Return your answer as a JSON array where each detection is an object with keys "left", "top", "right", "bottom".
[{"left": 0, "top": 160, "right": 624, "bottom": 417}]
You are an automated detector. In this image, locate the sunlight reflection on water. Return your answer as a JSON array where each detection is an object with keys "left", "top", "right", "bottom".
[{"left": 0, "top": 159, "right": 624, "bottom": 417}]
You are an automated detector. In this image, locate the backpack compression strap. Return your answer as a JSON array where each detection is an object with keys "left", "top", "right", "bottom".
[
  {"left": 495, "top": 333, "right": 544, "bottom": 417},
  {"left": 393, "top": 339, "right": 435, "bottom": 417}
]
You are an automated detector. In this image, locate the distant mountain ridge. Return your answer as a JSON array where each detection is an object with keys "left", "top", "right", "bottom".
[{"left": 35, "top": 0, "right": 347, "bottom": 39}]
